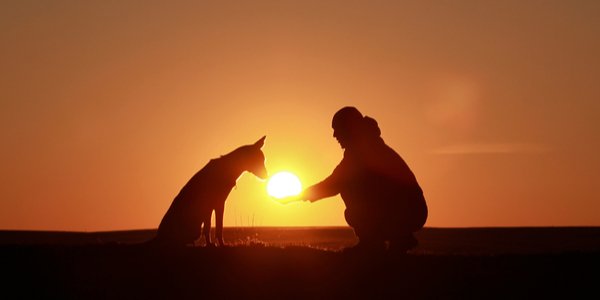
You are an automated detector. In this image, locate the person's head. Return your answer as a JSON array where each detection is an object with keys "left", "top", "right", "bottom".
[
  {"left": 332, "top": 107, "right": 381, "bottom": 149},
  {"left": 332, "top": 107, "right": 363, "bottom": 148}
]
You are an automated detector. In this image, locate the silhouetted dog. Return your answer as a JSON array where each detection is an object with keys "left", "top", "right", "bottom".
[{"left": 149, "top": 136, "right": 268, "bottom": 247}]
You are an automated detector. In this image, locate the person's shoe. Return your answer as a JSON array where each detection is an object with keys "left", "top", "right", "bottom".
[{"left": 389, "top": 234, "right": 419, "bottom": 254}]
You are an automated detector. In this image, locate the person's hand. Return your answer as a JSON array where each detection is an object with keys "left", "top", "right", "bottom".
[{"left": 270, "top": 194, "right": 307, "bottom": 205}]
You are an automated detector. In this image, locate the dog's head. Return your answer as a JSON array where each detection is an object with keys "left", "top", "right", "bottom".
[{"left": 243, "top": 136, "right": 269, "bottom": 181}]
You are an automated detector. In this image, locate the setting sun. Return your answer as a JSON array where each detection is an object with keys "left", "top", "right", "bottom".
[{"left": 267, "top": 172, "right": 302, "bottom": 199}]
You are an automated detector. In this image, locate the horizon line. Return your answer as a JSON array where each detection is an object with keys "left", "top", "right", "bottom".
[{"left": 2, "top": 225, "right": 599, "bottom": 234}]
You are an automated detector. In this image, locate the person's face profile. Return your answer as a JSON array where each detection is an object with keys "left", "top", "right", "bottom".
[{"left": 333, "top": 127, "right": 351, "bottom": 149}]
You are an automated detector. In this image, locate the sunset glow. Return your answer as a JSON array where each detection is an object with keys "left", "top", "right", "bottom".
[
  {"left": 1, "top": 1, "right": 599, "bottom": 231},
  {"left": 267, "top": 172, "right": 302, "bottom": 199}
]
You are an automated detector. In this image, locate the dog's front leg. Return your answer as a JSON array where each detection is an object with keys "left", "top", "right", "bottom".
[
  {"left": 215, "top": 202, "right": 227, "bottom": 247},
  {"left": 202, "top": 211, "right": 216, "bottom": 247}
]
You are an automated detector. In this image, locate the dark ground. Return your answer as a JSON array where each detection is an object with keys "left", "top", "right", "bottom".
[{"left": 1, "top": 227, "right": 599, "bottom": 299}]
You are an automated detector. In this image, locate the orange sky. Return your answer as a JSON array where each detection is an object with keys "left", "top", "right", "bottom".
[{"left": 1, "top": 1, "right": 599, "bottom": 231}]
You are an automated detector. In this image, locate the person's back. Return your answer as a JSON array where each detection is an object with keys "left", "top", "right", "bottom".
[{"left": 341, "top": 129, "right": 427, "bottom": 244}]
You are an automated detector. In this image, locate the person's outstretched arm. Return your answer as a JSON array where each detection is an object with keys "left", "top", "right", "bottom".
[
  {"left": 302, "top": 178, "right": 340, "bottom": 202},
  {"left": 273, "top": 172, "right": 341, "bottom": 205},
  {"left": 299, "top": 159, "right": 347, "bottom": 203},
  {"left": 274, "top": 158, "right": 348, "bottom": 205}
]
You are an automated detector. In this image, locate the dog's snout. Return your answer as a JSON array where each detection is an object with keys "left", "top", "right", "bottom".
[{"left": 256, "top": 168, "right": 269, "bottom": 181}]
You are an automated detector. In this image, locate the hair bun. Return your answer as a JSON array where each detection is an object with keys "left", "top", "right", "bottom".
[{"left": 362, "top": 116, "right": 381, "bottom": 137}]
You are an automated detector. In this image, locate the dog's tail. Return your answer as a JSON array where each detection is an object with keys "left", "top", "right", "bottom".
[
  {"left": 136, "top": 235, "right": 163, "bottom": 247},
  {"left": 131, "top": 235, "right": 182, "bottom": 250}
]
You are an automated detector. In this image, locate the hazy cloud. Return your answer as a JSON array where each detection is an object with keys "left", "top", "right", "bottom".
[{"left": 432, "top": 143, "right": 552, "bottom": 154}]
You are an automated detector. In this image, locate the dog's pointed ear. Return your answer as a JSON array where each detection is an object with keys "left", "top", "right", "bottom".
[{"left": 253, "top": 135, "right": 266, "bottom": 149}]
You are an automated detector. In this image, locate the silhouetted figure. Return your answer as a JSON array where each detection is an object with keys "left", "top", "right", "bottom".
[
  {"left": 302, "top": 107, "right": 427, "bottom": 253},
  {"left": 148, "top": 136, "right": 268, "bottom": 247}
]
